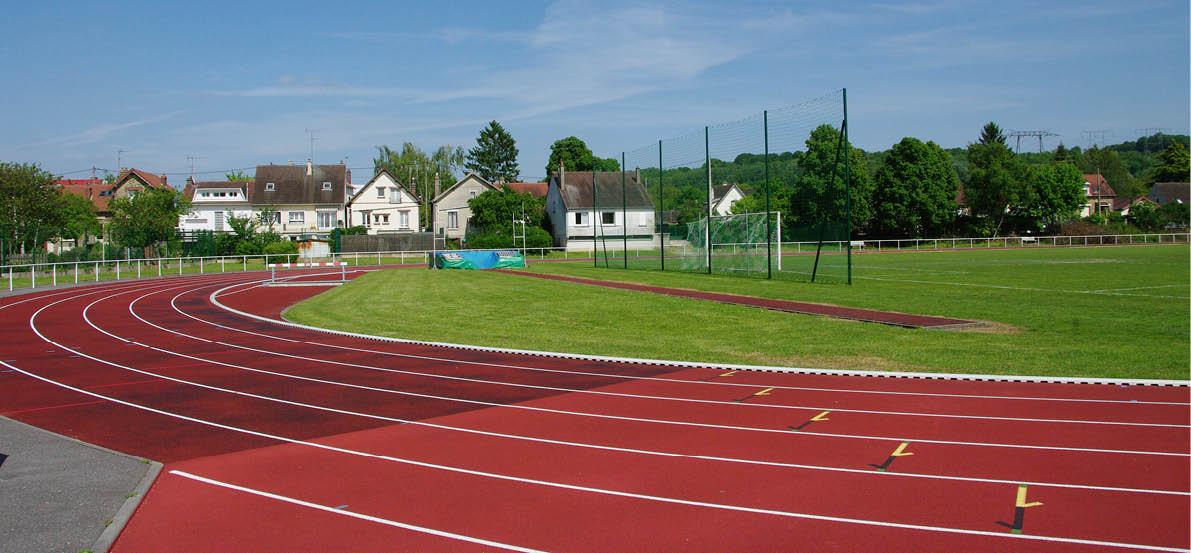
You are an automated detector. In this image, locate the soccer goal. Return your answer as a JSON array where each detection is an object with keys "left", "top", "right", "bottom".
[{"left": 679, "top": 211, "right": 781, "bottom": 276}]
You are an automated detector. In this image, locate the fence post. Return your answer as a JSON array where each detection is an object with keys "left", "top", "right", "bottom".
[
  {"left": 95, "top": 262, "right": 99, "bottom": 281},
  {"left": 116, "top": 260, "right": 120, "bottom": 280},
  {"left": 8, "top": 267, "right": 11, "bottom": 291},
  {"left": 31, "top": 266, "right": 35, "bottom": 289},
  {"left": 158, "top": 259, "right": 162, "bottom": 277},
  {"left": 75, "top": 262, "right": 79, "bottom": 284},
  {"left": 221, "top": 257, "right": 226, "bottom": 272},
  {"left": 137, "top": 260, "right": 141, "bottom": 278},
  {"left": 52, "top": 264, "right": 56, "bottom": 286},
  {"left": 243, "top": 256, "right": 247, "bottom": 272},
  {"left": 200, "top": 257, "right": 204, "bottom": 274},
  {"left": 179, "top": 258, "right": 182, "bottom": 275}
]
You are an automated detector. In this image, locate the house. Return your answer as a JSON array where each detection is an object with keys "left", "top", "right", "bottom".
[
  {"left": 248, "top": 160, "right": 350, "bottom": 239},
  {"left": 1147, "top": 182, "right": 1189, "bottom": 207},
  {"left": 179, "top": 178, "right": 256, "bottom": 233},
  {"left": 346, "top": 169, "right": 422, "bottom": 234},
  {"left": 432, "top": 172, "right": 497, "bottom": 241},
  {"left": 1111, "top": 196, "right": 1158, "bottom": 216},
  {"left": 501, "top": 181, "right": 549, "bottom": 198},
  {"left": 711, "top": 183, "right": 746, "bottom": 216},
  {"left": 545, "top": 169, "right": 655, "bottom": 250},
  {"left": 1080, "top": 174, "right": 1115, "bottom": 217}
]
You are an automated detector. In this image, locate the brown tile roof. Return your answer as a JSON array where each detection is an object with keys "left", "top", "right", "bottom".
[
  {"left": 116, "top": 168, "right": 170, "bottom": 189},
  {"left": 249, "top": 164, "right": 347, "bottom": 206},
  {"left": 1082, "top": 173, "right": 1116, "bottom": 197},
  {"left": 549, "top": 171, "right": 653, "bottom": 210},
  {"left": 502, "top": 181, "right": 548, "bottom": 198},
  {"left": 1112, "top": 196, "right": 1155, "bottom": 211},
  {"left": 1148, "top": 182, "right": 1189, "bottom": 206},
  {"left": 55, "top": 178, "right": 111, "bottom": 212}
]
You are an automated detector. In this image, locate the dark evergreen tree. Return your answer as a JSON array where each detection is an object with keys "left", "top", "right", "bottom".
[
  {"left": 978, "top": 122, "right": 1006, "bottom": 145},
  {"left": 465, "top": 121, "right": 520, "bottom": 183}
]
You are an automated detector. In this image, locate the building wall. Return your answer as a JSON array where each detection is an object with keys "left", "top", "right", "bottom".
[
  {"left": 347, "top": 173, "right": 421, "bottom": 234},
  {"left": 179, "top": 204, "right": 257, "bottom": 232},
  {"left": 434, "top": 176, "right": 493, "bottom": 240},
  {"left": 262, "top": 205, "right": 344, "bottom": 237}
]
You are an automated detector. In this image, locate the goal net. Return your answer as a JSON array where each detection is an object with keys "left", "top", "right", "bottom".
[{"left": 679, "top": 211, "right": 781, "bottom": 275}]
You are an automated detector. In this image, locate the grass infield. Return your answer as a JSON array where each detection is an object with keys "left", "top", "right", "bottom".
[{"left": 285, "top": 244, "right": 1189, "bottom": 381}]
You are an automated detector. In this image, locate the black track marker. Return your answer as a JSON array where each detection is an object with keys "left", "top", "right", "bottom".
[{"left": 997, "top": 485, "right": 1042, "bottom": 534}]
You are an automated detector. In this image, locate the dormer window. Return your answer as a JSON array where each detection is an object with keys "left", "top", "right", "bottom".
[
  {"left": 265, "top": 182, "right": 275, "bottom": 191},
  {"left": 322, "top": 181, "right": 331, "bottom": 190}
]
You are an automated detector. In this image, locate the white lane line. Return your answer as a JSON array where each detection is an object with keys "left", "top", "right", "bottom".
[
  {"left": 206, "top": 281, "right": 1191, "bottom": 388},
  {"left": 167, "top": 470, "right": 547, "bottom": 553},
  {"left": 1091, "top": 284, "right": 1188, "bottom": 293},
  {"left": 2, "top": 359, "right": 1184, "bottom": 553}
]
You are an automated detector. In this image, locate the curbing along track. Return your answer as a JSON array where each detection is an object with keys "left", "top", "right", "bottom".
[{"left": 0, "top": 269, "right": 1186, "bottom": 552}]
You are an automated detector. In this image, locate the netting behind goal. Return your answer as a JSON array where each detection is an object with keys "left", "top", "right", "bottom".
[
  {"left": 678, "top": 212, "right": 781, "bottom": 276},
  {"left": 589, "top": 89, "right": 852, "bottom": 283}
]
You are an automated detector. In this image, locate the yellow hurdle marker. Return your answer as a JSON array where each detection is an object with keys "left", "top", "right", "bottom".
[
  {"left": 789, "top": 411, "right": 831, "bottom": 431},
  {"left": 870, "top": 442, "right": 913, "bottom": 472},
  {"left": 1001, "top": 484, "right": 1043, "bottom": 534},
  {"left": 734, "top": 387, "right": 775, "bottom": 403},
  {"left": 720, "top": 370, "right": 737, "bottom": 377},
  {"left": 810, "top": 411, "right": 830, "bottom": 422},
  {"left": 1016, "top": 485, "right": 1042, "bottom": 508}
]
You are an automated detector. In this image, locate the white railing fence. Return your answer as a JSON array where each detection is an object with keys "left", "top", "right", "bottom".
[{"left": 2, "top": 233, "right": 1187, "bottom": 291}]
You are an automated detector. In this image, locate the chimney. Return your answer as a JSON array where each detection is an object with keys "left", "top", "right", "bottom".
[
  {"left": 306, "top": 159, "right": 313, "bottom": 176},
  {"left": 559, "top": 161, "right": 565, "bottom": 191},
  {"left": 186, "top": 175, "right": 194, "bottom": 187},
  {"left": 160, "top": 173, "right": 167, "bottom": 186},
  {"left": 433, "top": 173, "right": 441, "bottom": 198},
  {"left": 346, "top": 167, "right": 351, "bottom": 188},
  {"left": 635, "top": 166, "right": 640, "bottom": 185}
]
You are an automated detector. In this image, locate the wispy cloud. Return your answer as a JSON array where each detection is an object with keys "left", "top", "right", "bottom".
[
  {"left": 207, "top": 85, "right": 416, "bottom": 98},
  {"left": 24, "top": 110, "right": 185, "bottom": 148}
]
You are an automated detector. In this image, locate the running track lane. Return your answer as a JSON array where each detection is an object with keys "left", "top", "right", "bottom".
[{"left": 0, "top": 271, "right": 1186, "bottom": 552}]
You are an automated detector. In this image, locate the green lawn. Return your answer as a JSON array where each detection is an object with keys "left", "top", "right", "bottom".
[{"left": 285, "top": 244, "right": 1190, "bottom": 380}]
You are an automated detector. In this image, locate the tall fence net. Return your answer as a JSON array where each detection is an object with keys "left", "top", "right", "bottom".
[{"left": 589, "top": 89, "right": 852, "bottom": 283}]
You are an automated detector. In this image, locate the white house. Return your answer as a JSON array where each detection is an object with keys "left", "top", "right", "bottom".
[
  {"left": 711, "top": 183, "right": 746, "bottom": 216},
  {"left": 179, "top": 179, "right": 256, "bottom": 232},
  {"left": 546, "top": 169, "right": 656, "bottom": 251},
  {"left": 432, "top": 172, "right": 497, "bottom": 241},
  {"left": 346, "top": 169, "right": 421, "bottom": 234}
]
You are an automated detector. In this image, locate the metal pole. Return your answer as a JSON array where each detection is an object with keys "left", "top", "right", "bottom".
[
  {"left": 622, "top": 152, "right": 627, "bottom": 269},
  {"left": 764, "top": 110, "right": 772, "bottom": 280},
  {"left": 658, "top": 140, "right": 664, "bottom": 272},
  {"left": 705, "top": 126, "right": 712, "bottom": 274},
  {"left": 843, "top": 88, "right": 852, "bottom": 286}
]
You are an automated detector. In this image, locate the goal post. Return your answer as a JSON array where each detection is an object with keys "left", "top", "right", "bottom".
[{"left": 680, "top": 211, "right": 782, "bottom": 276}]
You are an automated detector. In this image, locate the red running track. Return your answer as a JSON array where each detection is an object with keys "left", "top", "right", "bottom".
[{"left": 0, "top": 268, "right": 1187, "bottom": 552}]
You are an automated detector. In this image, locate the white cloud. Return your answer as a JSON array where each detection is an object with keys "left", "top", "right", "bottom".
[{"left": 23, "top": 110, "right": 185, "bottom": 149}]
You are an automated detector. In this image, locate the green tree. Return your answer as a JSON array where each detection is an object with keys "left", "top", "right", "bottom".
[
  {"left": 0, "top": 162, "right": 63, "bottom": 260},
  {"left": 789, "top": 124, "right": 872, "bottom": 234},
  {"left": 467, "top": 187, "right": 546, "bottom": 229},
  {"left": 465, "top": 121, "right": 520, "bottom": 183},
  {"left": 57, "top": 192, "right": 101, "bottom": 246},
  {"left": 1019, "top": 162, "right": 1085, "bottom": 229},
  {"left": 1127, "top": 200, "right": 1162, "bottom": 230},
  {"left": 1053, "top": 143, "right": 1070, "bottom": 162},
  {"left": 1151, "top": 141, "right": 1190, "bottom": 183},
  {"left": 964, "top": 141, "right": 1027, "bottom": 236},
  {"left": 870, "top": 137, "right": 959, "bottom": 237},
  {"left": 225, "top": 170, "right": 252, "bottom": 182},
  {"left": 979, "top": 122, "right": 1006, "bottom": 145},
  {"left": 545, "top": 136, "right": 608, "bottom": 176},
  {"left": 107, "top": 187, "right": 191, "bottom": 257},
  {"left": 1160, "top": 200, "right": 1189, "bottom": 226}
]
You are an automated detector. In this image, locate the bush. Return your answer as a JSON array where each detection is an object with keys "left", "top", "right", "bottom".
[
  {"left": 262, "top": 240, "right": 298, "bottom": 255},
  {"left": 466, "top": 226, "right": 552, "bottom": 249},
  {"left": 1083, "top": 213, "right": 1107, "bottom": 225},
  {"left": 234, "top": 240, "right": 261, "bottom": 256}
]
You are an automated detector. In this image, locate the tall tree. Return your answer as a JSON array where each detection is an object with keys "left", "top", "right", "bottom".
[
  {"left": 0, "top": 162, "right": 62, "bottom": 259},
  {"left": 1053, "top": 143, "right": 1070, "bottom": 162},
  {"left": 57, "top": 192, "right": 101, "bottom": 246},
  {"left": 465, "top": 121, "right": 520, "bottom": 183},
  {"left": 107, "top": 187, "right": 191, "bottom": 258},
  {"left": 978, "top": 122, "right": 1006, "bottom": 145},
  {"left": 1018, "top": 162, "right": 1085, "bottom": 230},
  {"left": 964, "top": 141, "right": 1026, "bottom": 236},
  {"left": 871, "top": 137, "right": 959, "bottom": 237},
  {"left": 789, "top": 124, "right": 872, "bottom": 234},
  {"left": 545, "top": 136, "right": 601, "bottom": 176},
  {"left": 1151, "top": 141, "right": 1190, "bottom": 183}
]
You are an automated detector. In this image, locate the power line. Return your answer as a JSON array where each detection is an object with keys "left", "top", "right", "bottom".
[{"left": 1007, "top": 130, "right": 1059, "bottom": 153}]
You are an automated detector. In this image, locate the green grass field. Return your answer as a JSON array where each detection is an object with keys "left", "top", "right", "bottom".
[{"left": 285, "top": 244, "right": 1190, "bottom": 380}]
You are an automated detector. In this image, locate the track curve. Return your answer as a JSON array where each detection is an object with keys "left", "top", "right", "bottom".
[{"left": 1, "top": 269, "right": 1187, "bottom": 552}]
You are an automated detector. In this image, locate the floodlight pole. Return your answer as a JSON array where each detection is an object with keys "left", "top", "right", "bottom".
[
  {"left": 844, "top": 88, "right": 852, "bottom": 286},
  {"left": 658, "top": 140, "right": 664, "bottom": 271}
]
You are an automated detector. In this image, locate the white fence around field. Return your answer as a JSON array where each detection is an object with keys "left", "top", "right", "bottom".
[{"left": 2, "top": 232, "right": 1188, "bottom": 292}]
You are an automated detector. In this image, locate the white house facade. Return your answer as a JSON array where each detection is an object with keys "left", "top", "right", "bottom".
[
  {"left": 546, "top": 170, "right": 656, "bottom": 251},
  {"left": 711, "top": 183, "right": 746, "bottom": 216},
  {"left": 346, "top": 170, "right": 421, "bottom": 234},
  {"left": 179, "top": 180, "right": 256, "bottom": 232},
  {"left": 432, "top": 172, "right": 497, "bottom": 241}
]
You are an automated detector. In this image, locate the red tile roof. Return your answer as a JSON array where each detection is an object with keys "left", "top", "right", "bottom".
[
  {"left": 1082, "top": 174, "right": 1116, "bottom": 197},
  {"left": 55, "top": 178, "right": 112, "bottom": 212},
  {"left": 502, "top": 181, "right": 548, "bottom": 197}
]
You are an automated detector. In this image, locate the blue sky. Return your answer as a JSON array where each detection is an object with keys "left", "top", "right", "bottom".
[{"left": 3, "top": 0, "right": 1187, "bottom": 184}]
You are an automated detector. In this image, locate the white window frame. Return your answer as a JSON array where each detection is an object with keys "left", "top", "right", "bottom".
[
  {"left": 399, "top": 210, "right": 409, "bottom": 229},
  {"left": 601, "top": 211, "right": 615, "bottom": 225},
  {"left": 265, "top": 182, "right": 275, "bottom": 191},
  {"left": 376, "top": 187, "right": 385, "bottom": 198},
  {"left": 360, "top": 212, "right": 371, "bottom": 227},
  {"left": 470, "top": 191, "right": 477, "bottom": 199},
  {"left": 322, "top": 182, "right": 332, "bottom": 190},
  {"left": 288, "top": 211, "right": 305, "bottom": 224},
  {"left": 316, "top": 211, "right": 335, "bottom": 229},
  {"left": 447, "top": 211, "right": 459, "bottom": 229}
]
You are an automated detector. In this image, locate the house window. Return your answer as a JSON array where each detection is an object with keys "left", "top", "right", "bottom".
[
  {"left": 322, "top": 181, "right": 332, "bottom": 190},
  {"left": 260, "top": 211, "right": 280, "bottom": 224},
  {"left": 317, "top": 211, "right": 334, "bottom": 229},
  {"left": 470, "top": 191, "right": 477, "bottom": 199},
  {"left": 574, "top": 212, "right": 587, "bottom": 225},
  {"left": 602, "top": 212, "right": 615, "bottom": 225},
  {"left": 265, "top": 182, "right": 275, "bottom": 191},
  {"left": 289, "top": 211, "right": 304, "bottom": 224},
  {"left": 399, "top": 210, "right": 409, "bottom": 228},
  {"left": 201, "top": 192, "right": 210, "bottom": 198},
  {"left": 377, "top": 187, "right": 385, "bottom": 198},
  {"left": 361, "top": 212, "right": 371, "bottom": 227},
  {"left": 447, "top": 211, "right": 459, "bottom": 229}
]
